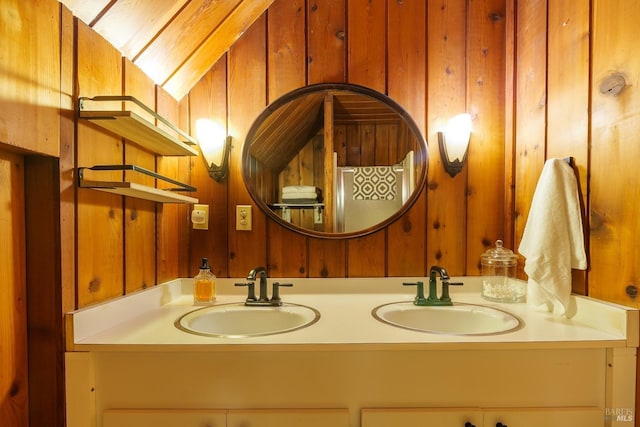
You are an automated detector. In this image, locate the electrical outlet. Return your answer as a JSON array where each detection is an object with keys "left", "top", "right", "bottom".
[
  {"left": 236, "top": 205, "right": 252, "bottom": 231},
  {"left": 191, "top": 204, "right": 209, "bottom": 230}
]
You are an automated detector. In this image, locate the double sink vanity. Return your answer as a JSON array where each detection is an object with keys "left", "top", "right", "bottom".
[{"left": 65, "top": 275, "right": 638, "bottom": 427}]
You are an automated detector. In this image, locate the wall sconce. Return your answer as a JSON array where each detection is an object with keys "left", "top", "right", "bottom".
[
  {"left": 196, "top": 119, "right": 232, "bottom": 182},
  {"left": 438, "top": 113, "right": 472, "bottom": 178}
]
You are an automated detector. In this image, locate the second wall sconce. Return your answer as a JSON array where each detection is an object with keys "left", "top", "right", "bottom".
[
  {"left": 438, "top": 113, "right": 472, "bottom": 178},
  {"left": 196, "top": 118, "right": 232, "bottom": 182}
]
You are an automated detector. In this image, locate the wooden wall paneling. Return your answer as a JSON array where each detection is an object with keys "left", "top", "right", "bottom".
[
  {"left": 345, "top": 0, "right": 387, "bottom": 277},
  {"left": 156, "top": 88, "right": 189, "bottom": 282},
  {"left": 76, "top": 21, "right": 124, "bottom": 307},
  {"left": 267, "top": 0, "right": 309, "bottom": 276},
  {"left": 307, "top": 0, "right": 346, "bottom": 84},
  {"left": 0, "top": 152, "right": 27, "bottom": 427},
  {"left": 511, "top": 0, "right": 547, "bottom": 259},
  {"left": 589, "top": 0, "right": 640, "bottom": 307},
  {"left": 347, "top": 0, "right": 386, "bottom": 90},
  {"left": 386, "top": 0, "right": 428, "bottom": 277},
  {"left": 178, "top": 96, "right": 192, "bottom": 278},
  {"left": 503, "top": 0, "right": 516, "bottom": 253},
  {"left": 546, "top": 0, "right": 590, "bottom": 294},
  {"left": 60, "top": 3, "right": 77, "bottom": 314},
  {"left": 267, "top": 0, "right": 307, "bottom": 98},
  {"left": 189, "top": 58, "right": 230, "bottom": 278},
  {"left": 91, "top": 0, "right": 187, "bottom": 60},
  {"left": 306, "top": 0, "right": 348, "bottom": 275},
  {"left": 25, "top": 156, "right": 64, "bottom": 427},
  {"left": 465, "top": 0, "right": 507, "bottom": 275},
  {"left": 308, "top": 238, "right": 346, "bottom": 277},
  {"left": 323, "top": 94, "right": 336, "bottom": 233},
  {"left": 227, "top": 14, "right": 269, "bottom": 277},
  {"left": 161, "top": 0, "right": 276, "bottom": 99},
  {"left": 133, "top": 0, "right": 241, "bottom": 87},
  {"left": 0, "top": 0, "right": 60, "bottom": 157},
  {"left": 123, "top": 60, "right": 157, "bottom": 293},
  {"left": 426, "top": 0, "right": 469, "bottom": 275}
]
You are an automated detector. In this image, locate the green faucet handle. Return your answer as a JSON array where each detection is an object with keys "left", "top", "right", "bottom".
[
  {"left": 440, "top": 280, "right": 464, "bottom": 303},
  {"left": 403, "top": 281, "right": 427, "bottom": 306}
]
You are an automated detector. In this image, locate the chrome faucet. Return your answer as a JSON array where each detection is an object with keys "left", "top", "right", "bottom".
[
  {"left": 403, "top": 265, "right": 464, "bottom": 306},
  {"left": 235, "top": 266, "right": 293, "bottom": 306}
]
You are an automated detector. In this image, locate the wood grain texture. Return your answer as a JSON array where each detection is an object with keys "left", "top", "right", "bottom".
[
  {"left": 123, "top": 60, "right": 157, "bottom": 293},
  {"left": 162, "top": 0, "right": 277, "bottom": 99},
  {"left": 546, "top": 0, "right": 590, "bottom": 294},
  {"left": 307, "top": 0, "right": 346, "bottom": 84},
  {"left": 0, "top": 152, "right": 27, "bottom": 427},
  {"left": 227, "top": 14, "right": 269, "bottom": 277},
  {"left": 0, "top": 0, "right": 60, "bottom": 156},
  {"left": 134, "top": 0, "right": 241, "bottom": 85},
  {"left": 156, "top": 87, "right": 190, "bottom": 282},
  {"left": 387, "top": 0, "right": 427, "bottom": 277},
  {"left": 188, "top": 57, "right": 230, "bottom": 278},
  {"left": 76, "top": 21, "right": 125, "bottom": 307},
  {"left": 345, "top": 0, "right": 387, "bottom": 277},
  {"left": 466, "top": 0, "right": 507, "bottom": 275},
  {"left": 426, "top": 0, "right": 469, "bottom": 275},
  {"left": 266, "top": 0, "right": 310, "bottom": 274},
  {"left": 60, "top": 3, "right": 77, "bottom": 315},
  {"left": 512, "top": 0, "right": 547, "bottom": 255},
  {"left": 25, "top": 156, "right": 64, "bottom": 427},
  {"left": 589, "top": 0, "right": 640, "bottom": 307}
]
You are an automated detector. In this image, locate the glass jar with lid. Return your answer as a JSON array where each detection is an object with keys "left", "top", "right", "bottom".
[{"left": 480, "top": 240, "right": 525, "bottom": 303}]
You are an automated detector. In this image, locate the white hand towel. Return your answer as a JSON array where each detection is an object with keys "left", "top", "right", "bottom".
[
  {"left": 518, "top": 158, "right": 587, "bottom": 317},
  {"left": 282, "top": 185, "right": 318, "bottom": 194}
]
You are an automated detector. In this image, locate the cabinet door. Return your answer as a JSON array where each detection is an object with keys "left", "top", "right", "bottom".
[
  {"left": 361, "top": 408, "right": 483, "bottom": 427},
  {"left": 483, "top": 407, "right": 602, "bottom": 427},
  {"left": 227, "top": 408, "right": 350, "bottom": 427},
  {"left": 103, "top": 409, "right": 226, "bottom": 427}
]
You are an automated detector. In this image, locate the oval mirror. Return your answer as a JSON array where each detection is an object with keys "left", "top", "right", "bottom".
[{"left": 242, "top": 83, "right": 428, "bottom": 238}]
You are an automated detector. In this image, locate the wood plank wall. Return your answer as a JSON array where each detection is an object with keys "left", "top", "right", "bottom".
[
  {"left": 188, "top": 0, "right": 508, "bottom": 280},
  {"left": 2, "top": 1, "right": 640, "bottom": 426}
]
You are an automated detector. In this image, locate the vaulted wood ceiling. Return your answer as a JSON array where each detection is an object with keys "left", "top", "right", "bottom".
[{"left": 59, "top": 0, "right": 276, "bottom": 100}]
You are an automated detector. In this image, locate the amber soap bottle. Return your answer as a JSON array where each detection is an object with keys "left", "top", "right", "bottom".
[{"left": 193, "top": 258, "right": 216, "bottom": 304}]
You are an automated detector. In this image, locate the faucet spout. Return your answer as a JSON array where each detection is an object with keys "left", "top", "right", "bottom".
[
  {"left": 247, "top": 266, "right": 269, "bottom": 302},
  {"left": 429, "top": 265, "right": 450, "bottom": 280}
]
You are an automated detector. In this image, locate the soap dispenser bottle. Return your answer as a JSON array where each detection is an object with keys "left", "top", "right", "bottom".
[{"left": 193, "top": 258, "right": 216, "bottom": 304}]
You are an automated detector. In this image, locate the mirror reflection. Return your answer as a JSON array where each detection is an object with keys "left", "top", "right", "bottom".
[{"left": 242, "top": 83, "right": 428, "bottom": 238}]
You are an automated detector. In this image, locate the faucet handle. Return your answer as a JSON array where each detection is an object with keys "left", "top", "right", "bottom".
[
  {"left": 235, "top": 282, "right": 257, "bottom": 303},
  {"left": 439, "top": 280, "right": 464, "bottom": 303},
  {"left": 270, "top": 282, "right": 293, "bottom": 305},
  {"left": 403, "top": 281, "right": 427, "bottom": 306}
]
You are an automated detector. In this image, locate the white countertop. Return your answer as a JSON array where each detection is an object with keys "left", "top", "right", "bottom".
[{"left": 68, "top": 277, "right": 639, "bottom": 352}]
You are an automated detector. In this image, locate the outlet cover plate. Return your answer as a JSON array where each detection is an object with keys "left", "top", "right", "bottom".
[{"left": 236, "top": 205, "right": 252, "bottom": 231}]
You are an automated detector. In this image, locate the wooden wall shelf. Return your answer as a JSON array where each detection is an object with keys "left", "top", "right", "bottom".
[
  {"left": 78, "top": 165, "right": 199, "bottom": 204},
  {"left": 78, "top": 96, "right": 199, "bottom": 156}
]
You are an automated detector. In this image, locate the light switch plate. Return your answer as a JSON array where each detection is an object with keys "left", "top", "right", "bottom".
[
  {"left": 192, "top": 204, "right": 209, "bottom": 230},
  {"left": 236, "top": 205, "right": 252, "bottom": 231}
]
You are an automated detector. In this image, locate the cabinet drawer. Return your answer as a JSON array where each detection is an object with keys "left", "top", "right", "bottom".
[
  {"left": 103, "top": 409, "right": 226, "bottom": 427},
  {"left": 227, "top": 408, "right": 350, "bottom": 427}
]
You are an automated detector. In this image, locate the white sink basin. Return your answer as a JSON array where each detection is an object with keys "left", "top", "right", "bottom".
[
  {"left": 175, "top": 303, "right": 320, "bottom": 338},
  {"left": 372, "top": 302, "right": 523, "bottom": 335}
]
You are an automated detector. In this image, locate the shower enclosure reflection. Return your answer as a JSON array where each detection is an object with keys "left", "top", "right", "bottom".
[{"left": 242, "top": 83, "right": 428, "bottom": 238}]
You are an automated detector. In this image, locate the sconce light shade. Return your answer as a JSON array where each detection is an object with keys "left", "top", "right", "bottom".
[
  {"left": 196, "top": 119, "right": 232, "bottom": 182},
  {"left": 438, "top": 113, "right": 472, "bottom": 177}
]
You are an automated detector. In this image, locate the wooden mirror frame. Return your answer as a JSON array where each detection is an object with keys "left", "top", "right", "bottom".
[{"left": 241, "top": 83, "right": 428, "bottom": 239}]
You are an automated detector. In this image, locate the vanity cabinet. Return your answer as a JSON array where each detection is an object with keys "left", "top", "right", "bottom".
[
  {"left": 227, "top": 408, "right": 349, "bottom": 427},
  {"left": 361, "top": 407, "right": 602, "bottom": 427},
  {"left": 103, "top": 409, "right": 226, "bottom": 427},
  {"left": 102, "top": 408, "right": 348, "bottom": 427}
]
